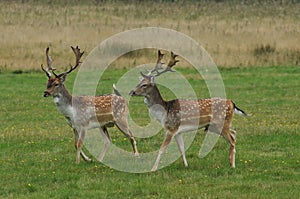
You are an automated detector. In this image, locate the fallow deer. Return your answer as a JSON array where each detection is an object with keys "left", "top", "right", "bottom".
[
  {"left": 41, "top": 46, "right": 139, "bottom": 163},
  {"left": 129, "top": 50, "right": 248, "bottom": 171}
]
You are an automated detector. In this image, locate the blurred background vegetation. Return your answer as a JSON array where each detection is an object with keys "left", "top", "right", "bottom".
[{"left": 0, "top": 0, "right": 299, "bottom": 72}]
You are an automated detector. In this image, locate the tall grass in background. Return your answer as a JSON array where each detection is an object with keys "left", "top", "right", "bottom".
[{"left": 0, "top": 0, "right": 299, "bottom": 71}]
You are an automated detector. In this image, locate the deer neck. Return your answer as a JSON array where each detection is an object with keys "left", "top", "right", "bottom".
[
  {"left": 53, "top": 85, "right": 72, "bottom": 109},
  {"left": 144, "top": 85, "right": 168, "bottom": 124},
  {"left": 144, "top": 85, "right": 166, "bottom": 108},
  {"left": 52, "top": 85, "right": 78, "bottom": 129}
]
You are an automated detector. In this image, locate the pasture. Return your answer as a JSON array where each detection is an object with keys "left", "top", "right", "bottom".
[
  {"left": 0, "top": 0, "right": 299, "bottom": 198},
  {"left": 1, "top": 66, "right": 299, "bottom": 198}
]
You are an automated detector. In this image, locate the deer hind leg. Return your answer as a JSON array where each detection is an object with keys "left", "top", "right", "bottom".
[
  {"left": 205, "top": 122, "right": 236, "bottom": 167},
  {"left": 174, "top": 133, "right": 188, "bottom": 167},
  {"left": 221, "top": 124, "right": 236, "bottom": 168},
  {"left": 97, "top": 126, "right": 111, "bottom": 162},
  {"left": 229, "top": 129, "right": 236, "bottom": 168},
  {"left": 73, "top": 129, "right": 91, "bottom": 163},
  {"left": 115, "top": 121, "right": 139, "bottom": 157},
  {"left": 152, "top": 132, "right": 173, "bottom": 172}
]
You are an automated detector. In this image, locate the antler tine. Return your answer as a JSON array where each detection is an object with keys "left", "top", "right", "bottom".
[
  {"left": 146, "top": 50, "right": 164, "bottom": 75},
  {"left": 41, "top": 64, "right": 51, "bottom": 78},
  {"left": 167, "top": 51, "right": 179, "bottom": 68},
  {"left": 143, "top": 50, "right": 164, "bottom": 76},
  {"left": 154, "top": 51, "right": 179, "bottom": 77},
  {"left": 41, "top": 47, "right": 55, "bottom": 78},
  {"left": 140, "top": 50, "right": 179, "bottom": 79},
  {"left": 46, "top": 47, "right": 56, "bottom": 71},
  {"left": 65, "top": 46, "right": 84, "bottom": 75}
]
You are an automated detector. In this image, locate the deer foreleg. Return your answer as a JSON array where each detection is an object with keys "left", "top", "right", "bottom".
[
  {"left": 151, "top": 132, "right": 173, "bottom": 172},
  {"left": 76, "top": 128, "right": 87, "bottom": 164},
  {"left": 174, "top": 133, "right": 188, "bottom": 167},
  {"left": 73, "top": 129, "right": 91, "bottom": 162}
]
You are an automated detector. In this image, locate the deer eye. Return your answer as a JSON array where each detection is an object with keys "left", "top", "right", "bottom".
[
  {"left": 141, "top": 84, "right": 147, "bottom": 88},
  {"left": 54, "top": 83, "right": 59, "bottom": 87}
]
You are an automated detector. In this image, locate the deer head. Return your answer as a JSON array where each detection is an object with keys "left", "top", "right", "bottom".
[
  {"left": 41, "top": 46, "right": 84, "bottom": 97},
  {"left": 129, "top": 50, "right": 179, "bottom": 97}
]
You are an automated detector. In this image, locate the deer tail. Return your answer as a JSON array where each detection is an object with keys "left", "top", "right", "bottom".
[
  {"left": 232, "top": 100, "right": 250, "bottom": 116},
  {"left": 113, "top": 84, "right": 122, "bottom": 96}
]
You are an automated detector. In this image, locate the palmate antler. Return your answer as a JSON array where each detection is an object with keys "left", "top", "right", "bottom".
[
  {"left": 142, "top": 50, "right": 179, "bottom": 78},
  {"left": 63, "top": 46, "right": 84, "bottom": 76},
  {"left": 41, "top": 46, "right": 84, "bottom": 78},
  {"left": 146, "top": 50, "right": 165, "bottom": 76}
]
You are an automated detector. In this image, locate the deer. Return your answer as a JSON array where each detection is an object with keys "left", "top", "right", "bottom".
[
  {"left": 129, "top": 50, "right": 248, "bottom": 171},
  {"left": 41, "top": 46, "right": 139, "bottom": 164}
]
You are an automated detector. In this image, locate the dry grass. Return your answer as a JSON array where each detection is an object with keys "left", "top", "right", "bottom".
[{"left": 0, "top": 0, "right": 299, "bottom": 71}]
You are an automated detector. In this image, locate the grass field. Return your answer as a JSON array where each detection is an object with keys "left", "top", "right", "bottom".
[
  {"left": 0, "top": 66, "right": 299, "bottom": 198},
  {"left": 0, "top": 0, "right": 300, "bottom": 198}
]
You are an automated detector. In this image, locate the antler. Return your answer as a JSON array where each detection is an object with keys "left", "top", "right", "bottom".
[
  {"left": 167, "top": 51, "right": 179, "bottom": 68},
  {"left": 46, "top": 47, "right": 55, "bottom": 71},
  {"left": 41, "top": 46, "right": 84, "bottom": 78},
  {"left": 65, "top": 46, "right": 84, "bottom": 75},
  {"left": 146, "top": 50, "right": 165, "bottom": 75},
  {"left": 41, "top": 47, "right": 55, "bottom": 78},
  {"left": 52, "top": 46, "right": 84, "bottom": 77},
  {"left": 142, "top": 50, "right": 179, "bottom": 78},
  {"left": 154, "top": 51, "right": 179, "bottom": 77}
]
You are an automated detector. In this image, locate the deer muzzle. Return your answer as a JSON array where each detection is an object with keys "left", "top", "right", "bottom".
[
  {"left": 43, "top": 91, "right": 51, "bottom": 97},
  {"left": 129, "top": 90, "right": 136, "bottom": 96}
]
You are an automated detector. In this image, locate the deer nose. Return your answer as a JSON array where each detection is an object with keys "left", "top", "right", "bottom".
[
  {"left": 43, "top": 91, "right": 50, "bottom": 97},
  {"left": 129, "top": 90, "right": 135, "bottom": 96}
]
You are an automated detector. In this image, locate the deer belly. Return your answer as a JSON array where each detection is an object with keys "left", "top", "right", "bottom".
[
  {"left": 96, "top": 112, "right": 114, "bottom": 125},
  {"left": 87, "top": 121, "right": 101, "bottom": 129},
  {"left": 178, "top": 114, "right": 212, "bottom": 132},
  {"left": 177, "top": 124, "right": 199, "bottom": 132},
  {"left": 87, "top": 114, "right": 113, "bottom": 130}
]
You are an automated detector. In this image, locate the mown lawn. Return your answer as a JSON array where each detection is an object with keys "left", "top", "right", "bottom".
[{"left": 0, "top": 66, "right": 299, "bottom": 198}]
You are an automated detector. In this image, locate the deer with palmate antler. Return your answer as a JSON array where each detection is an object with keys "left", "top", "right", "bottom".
[
  {"left": 129, "top": 50, "right": 248, "bottom": 171},
  {"left": 41, "top": 46, "right": 139, "bottom": 163}
]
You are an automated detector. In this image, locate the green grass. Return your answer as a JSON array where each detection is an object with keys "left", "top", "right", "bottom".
[
  {"left": 0, "top": 66, "right": 299, "bottom": 198},
  {"left": 1, "top": 1, "right": 299, "bottom": 198}
]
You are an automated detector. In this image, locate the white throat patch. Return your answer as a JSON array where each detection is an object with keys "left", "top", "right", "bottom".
[{"left": 149, "top": 104, "right": 167, "bottom": 125}]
